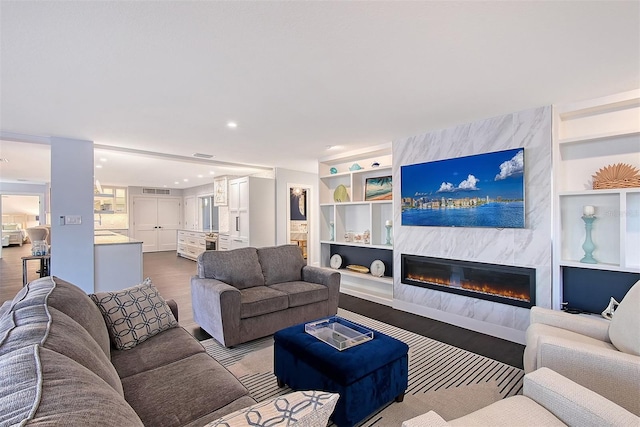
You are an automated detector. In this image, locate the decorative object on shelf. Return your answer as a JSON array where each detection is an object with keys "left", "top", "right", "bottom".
[
  {"left": 330, "top": 254, "right": 343, "bottom": 269},
  {"left": 363, "top": 229, "right": 370, "bottom": 244},
  {"left": 333, "top": 184, "right": 349, "bottom": 202},
  {"left": 349, "top": 163, "right": 362, "bottom": 171},
  {"left": 601, "top": 296, "right": 620, "bottom": 320},
  {"left": 385, "top": 220, "right": 393, "bottom": 245},
  {"left": 365, "top": 176, "right": 392, "bottom": 201},
  {"left": 346, "top": 264, "right": 369, "bottom": 274},
  {"left": 31, "top": 240, "right": 48, "bottom": 256},
  {"left": 371, "top": 162, "right": 380, "bottom": 168},
  {"left": 330, "top": 167, "right": 338, "bottom": 174},
  {"left": 580, "top": 208, "right": 597, "bottom": 264},
  {"left": 344, "top": 232, "right": 352, "bottom": 242},
  {"left": 329, "top": 221, "right": 334, "bottom": 241},
  {"left": 592, "top": 163, "right": 640, "bottom": 190},
  {"left": 370, "top": 260, "right": 385, "bottom": 277}
]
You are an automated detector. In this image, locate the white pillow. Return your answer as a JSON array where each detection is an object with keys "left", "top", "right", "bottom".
[
  {"left": 206, "top": 390, "right": 339, "bottom": 427},
  {"left": 608, "top": 280, "right": 640, "bottom": 356},
  {"left": 90, "top": 278, "right": 177, "bottom": 350}
]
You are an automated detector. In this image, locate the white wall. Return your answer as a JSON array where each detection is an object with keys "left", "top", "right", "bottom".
[
  {"left": 50, "top": 137, "right": 95, "bottom": 293},
  {"left": 392, "top": 106, "right": 552, "bottom": 343},
  {"left": 274, "top": 168, "right": 318, "bottom": 265}
]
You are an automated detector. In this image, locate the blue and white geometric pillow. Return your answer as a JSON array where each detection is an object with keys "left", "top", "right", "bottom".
[
  {"left": 207, "top": 390, "right": 339, "bottom": 427},
  {"left": 90, "top": 278, "right": 177, "bottom": 350}
]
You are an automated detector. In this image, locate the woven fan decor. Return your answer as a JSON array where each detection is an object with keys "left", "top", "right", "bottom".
[{"left": 592, "top": 163, "right": 640, "bottom": 190}]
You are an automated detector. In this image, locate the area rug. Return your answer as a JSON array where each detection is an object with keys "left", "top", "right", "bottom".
[{"left": 201, "top": 309, "right": 524, "bottom": 426}]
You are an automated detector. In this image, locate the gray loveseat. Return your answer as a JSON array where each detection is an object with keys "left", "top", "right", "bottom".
[
  {"left": 191, "top": 244, "right": 340, "bottom": 347},
  {"left": 0, "top": 276, "right": 257, "bottom": 426}
]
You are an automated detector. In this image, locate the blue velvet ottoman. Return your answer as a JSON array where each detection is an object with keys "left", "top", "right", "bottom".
[{"left": 273, "top": 319, "right": 409, "bottom": 427}]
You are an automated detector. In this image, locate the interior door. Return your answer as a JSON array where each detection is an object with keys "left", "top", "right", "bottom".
[
  {"left": 133, "top": 197, "right": 160, "bottom": 252},
  {"left": 157, "top": 198, "right": 181, "bottom": 251}
]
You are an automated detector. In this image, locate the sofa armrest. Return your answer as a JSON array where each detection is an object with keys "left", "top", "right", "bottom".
[
  {"left": 302, "top": 266, "right": 341, "bottom": 314},
  {"left": 536, "top": 335, "right": 640, "bottom": 415},
  {"left": 190, "top": 276, "right": 242, "bottom": 347},
  {"left": 401, "top": 411, "right": 450, "bottom": 427},
  {"left": 530, "top": 306, "right": 610, "bottom": 342},
  {"left": 525, "top": 367, "right": 639, "bottom": 426},
  {"left": 166, "top": 299, "right": 178, "bottom": 322}
]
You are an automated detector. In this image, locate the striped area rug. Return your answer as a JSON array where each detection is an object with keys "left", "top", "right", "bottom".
[{"left": 202, "top": 309, "right": 524, "bottom": 426}]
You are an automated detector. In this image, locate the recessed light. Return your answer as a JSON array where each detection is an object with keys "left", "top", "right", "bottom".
[
  {"left": 96, "top": 164, "right": 103, "bottom": 169},
  {"left": 100, "top": 158, "right": 107, "bottom": 162},
  {"left": 227, "top": 121, "right": 238, "bottom": 129},
  {"left": 197, "top": 174, "right": 203, "bottom": 178},
  {"left": 209, "top": 171, "right": 215, "bottom": 175},
  {"left": 183, "top": 178, "right": 189, "bottom": 182},
  {"left": 325, "top": 145, "right": 341, "bottom": 150},
  {"left": 163, "top": 185, "right": 167, "bottom": 188}
]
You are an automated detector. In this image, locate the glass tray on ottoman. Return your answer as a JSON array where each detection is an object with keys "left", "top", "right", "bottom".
[{"left": 304, "top": 316, "right": 374, "bottom": 351}]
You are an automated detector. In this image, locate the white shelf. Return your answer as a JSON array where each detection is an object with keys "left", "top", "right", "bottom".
[
  {"left": 559, "top": 260, "right": 638, "bottom": 274},
  {"left": 552, "top": 89, "right": 640, "bottom": 309},
  {"left": 321, "top": 240, "right": 393, "bottom": 250}
]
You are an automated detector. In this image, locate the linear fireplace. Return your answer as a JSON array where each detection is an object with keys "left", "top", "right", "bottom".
[{"left": 401, "top": 254, "right": 536, "bottom": 308}]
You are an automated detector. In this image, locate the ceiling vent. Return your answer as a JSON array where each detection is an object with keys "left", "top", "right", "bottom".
[
  {"left": 142, "top": 188, "right": 171, "bottom": 195},
  {"left": 192, "top": 153, "right": 214, "bottom": 159}
]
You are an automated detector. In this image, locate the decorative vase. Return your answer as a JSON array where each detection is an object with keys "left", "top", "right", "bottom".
[
  {"left": 385, "top": 225, "right": 392, "bottom": 245},
  {"left": 580, "top": 215, "right": 597, "bottom": 264},
  {"left": 329, "top": 222, "right": 334, "bottom": 241}
]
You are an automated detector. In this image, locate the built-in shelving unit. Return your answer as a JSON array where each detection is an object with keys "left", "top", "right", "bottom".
[
  {"left": 552, "top": 89, "right": 640, "bottom": 309},
  {"left": 94, "top": 187, "right": 127, "bottom": 214},
  {"left": 318, "top": 144, "right": 394, "bottom": 305}
]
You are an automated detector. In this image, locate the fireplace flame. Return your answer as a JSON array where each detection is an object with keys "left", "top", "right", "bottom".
[{"left": 406, "top": 273, "right": 530, "bottom": 302}]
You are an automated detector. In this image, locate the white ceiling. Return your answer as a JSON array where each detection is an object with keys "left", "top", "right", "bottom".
[{"left": 1, "top": 1, "right": 638, "bottom": 189}]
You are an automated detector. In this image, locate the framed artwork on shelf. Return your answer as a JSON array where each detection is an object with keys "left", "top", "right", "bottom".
[
  {"left": 365, "top": 176, "right": 392, "bottom": 201},
  {"left": 213, "top": 177, "right": 228, "bottom": 206}
]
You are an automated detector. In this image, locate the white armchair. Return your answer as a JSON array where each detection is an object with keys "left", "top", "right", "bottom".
[
  {"left": 402, "top": 368, "right": 639, "bottom": 427},
  {"left": 524, "top": 280, "right": 640, "bottom": 416}
]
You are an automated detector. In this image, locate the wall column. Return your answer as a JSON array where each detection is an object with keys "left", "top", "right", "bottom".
[{"left": 50, "top": 137, "right": 94, "bottom": 293}]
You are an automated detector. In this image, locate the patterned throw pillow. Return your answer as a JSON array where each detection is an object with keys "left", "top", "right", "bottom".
[
  {"left": 206, "top": 390, "right": 339, "bottom": 427},
  {"left": 90, "top": 278, "right": 177, "bottom": 350}
]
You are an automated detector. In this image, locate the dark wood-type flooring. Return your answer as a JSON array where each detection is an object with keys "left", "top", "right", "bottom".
[{"left": 0, "top": 245, "right": 524, "bottom": 368}]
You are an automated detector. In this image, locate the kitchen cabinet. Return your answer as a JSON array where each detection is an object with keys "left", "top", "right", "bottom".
[
  {"left": 132, "top": 196, "right": 181, "bottom": 252},
  {"left": 227, "top": 176, "right": 275, "bottom": 248},
  {"left": 177, "top": 230, "right": 206, "bottom": 260},
  {"left": 94, "top": 187, "right": 127, "bottom": 213}
]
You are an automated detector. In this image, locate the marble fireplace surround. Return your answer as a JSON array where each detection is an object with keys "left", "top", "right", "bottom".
[{"left": 392, "top": 106, "right": 552, "bottom": 344}]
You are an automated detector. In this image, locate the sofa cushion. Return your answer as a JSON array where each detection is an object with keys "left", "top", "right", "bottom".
[
  {"left": 0, "top": 296, "right": 123, "bottom": 395},
  {"left": 111, "top": 326, "right": 206, "bottom": 379},
  {"left": 90, "top": 278, "right": 178, "bottom": 350},
  {"left": 121, "top": 352, "right": 250, "bottom": 427},
  {"left": 239, "top": 286, "right": 289, "bottom": 319},
  {"left": 45, "top": 276, "right": 112, "bottom": 358},
  {"left": 198, "top": 247, "right": 265, "bottom": 289},
  {"left": 205, "top": 390, "right": 339, "bottom": 427},
  {"left": 269, "top": 281, "right": 329, "bottom": 308},
  {"left": 608, "top": 280, "right": 640, "bottom": 356},
  {"left": 257, "top": 244, "right": 306, "bottom": 286},
  {"left": 0, "top": 345, "right": 143, "bottom": 427}
]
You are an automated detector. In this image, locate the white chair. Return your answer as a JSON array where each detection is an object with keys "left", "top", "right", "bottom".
[
  {"left": 523, "top": 280, "right": 640, "bottom": 415},
  {"left": 402, "top": 368, "right": 639, "bottom": 427},
  {"left": 26, "top": 226, "right": 49, "bottom": 246}
]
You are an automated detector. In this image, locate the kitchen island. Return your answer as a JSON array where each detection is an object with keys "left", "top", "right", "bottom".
[{"left": 94, "top": 230, "right": 143, "bottom": 292}]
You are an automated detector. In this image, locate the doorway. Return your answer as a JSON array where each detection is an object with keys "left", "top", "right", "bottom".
[{"left": 288, "top": 185, "right": 310, "bottom": 263}]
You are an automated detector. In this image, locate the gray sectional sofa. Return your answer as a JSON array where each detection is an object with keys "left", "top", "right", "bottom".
[
  {"left": 191, "top": 244, "right": 340, "bottom": 347},
  {"left": 0, "top": 276, "right": 257, "bottom": 426}
]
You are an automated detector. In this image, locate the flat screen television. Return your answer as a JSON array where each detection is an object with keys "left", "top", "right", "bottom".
[{"left": 401, "top": 148, "right": 525, "bottom": 228}]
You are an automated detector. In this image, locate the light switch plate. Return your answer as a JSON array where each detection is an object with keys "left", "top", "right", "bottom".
[{"left": 65, "top": 215, "right": 82, "bottom": 225}]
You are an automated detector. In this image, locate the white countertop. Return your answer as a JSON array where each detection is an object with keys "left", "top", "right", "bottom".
[{"left": 94, "top": 230, "right": 142, "bottom": 245}]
